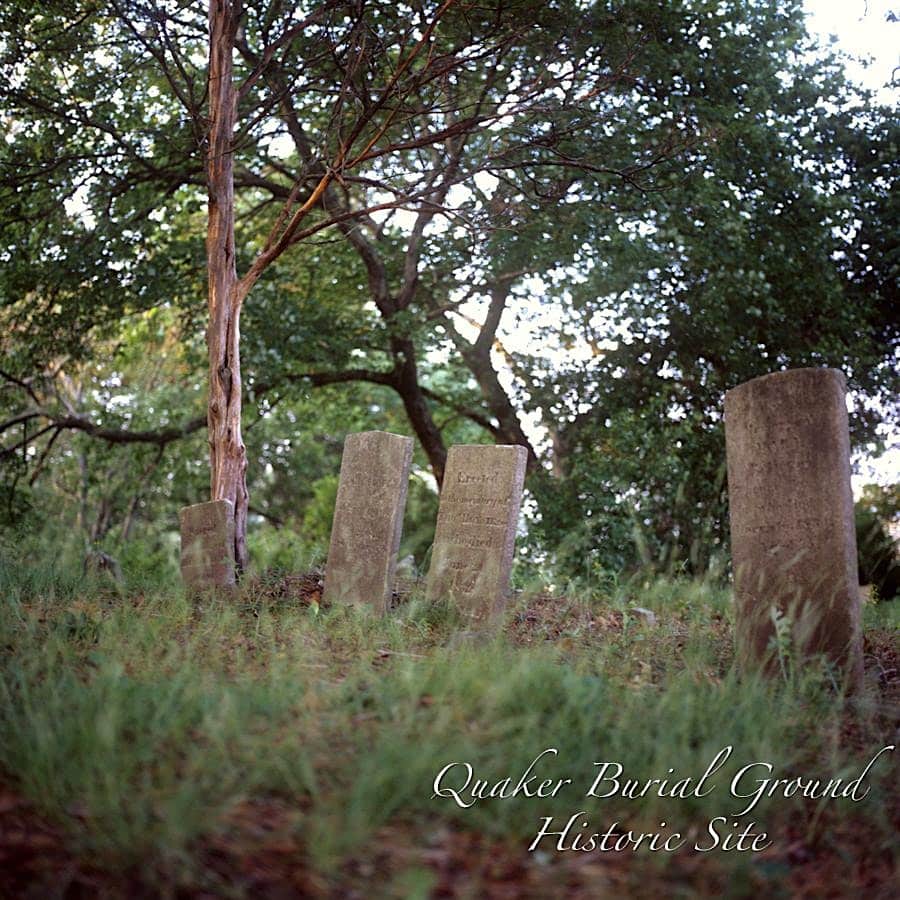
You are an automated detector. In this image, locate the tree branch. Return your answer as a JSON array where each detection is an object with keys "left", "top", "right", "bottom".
[{"left": 0, "top": 412, "right": 206, "bottom": 459}]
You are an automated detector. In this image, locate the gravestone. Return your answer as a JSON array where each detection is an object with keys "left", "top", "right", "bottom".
[
  {"left": 724, "top": 368, "right": 862, "bottom": 686},
  {"left": 323, "top": 431, "right": 414, "bottom": 613},
  {"left": 426, "top": 444, "right": 527, "bottom": 624},
  {"left": 179, "top": 499, "right": 236, "bottom": 593}
]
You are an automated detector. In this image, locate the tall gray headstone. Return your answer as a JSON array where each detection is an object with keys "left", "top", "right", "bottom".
[
  {"left": 724, "top": 368, "right": 862, "bottom": 686},
  {"left": 426, "top": 444, "right": 528, "bottom": 624},
  {"left": 179, "top": 499, "right": 237, "bottom": 593},
  {"left": 323, "top": 431, "right": 414, "bottom": 613}
]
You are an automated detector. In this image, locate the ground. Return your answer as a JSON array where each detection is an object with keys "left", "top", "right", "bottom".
[{"left": 0, "top": 568, "right": 897, "bottom": 898}]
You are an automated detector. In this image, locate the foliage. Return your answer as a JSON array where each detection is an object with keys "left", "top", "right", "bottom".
[
  {"left": 0, "top": 0, "right": 897, "bottom": 574},
  {"left": 855, "top": 484, "right": 900, "bottom": 600}
]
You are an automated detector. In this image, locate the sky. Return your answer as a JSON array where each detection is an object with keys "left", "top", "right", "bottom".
[
  {"left": 492, "top": 0, "right": 900, "bottom": 493},
  {"left": 320, "top": 1, "right": 900, "bottom": 490},
  {"left": 803, "top": 0, "right": 898, "bottom": 491},
  {"left": 805, "top": 0, "right": 898, "bottom": 102},
  {"left": 60, "top": 1, "right": 900, "bottom": 493}
]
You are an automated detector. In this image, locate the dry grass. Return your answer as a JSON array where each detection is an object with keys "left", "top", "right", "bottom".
[{"left": 0, "top": 562, "right": 896, "bottom": 898}]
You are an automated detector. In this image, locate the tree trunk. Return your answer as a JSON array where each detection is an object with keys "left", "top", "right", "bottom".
[
  {"left": 442, "top": 282, "right": 539, "bottom": 471},
  {"left": 460, "top": 344, "right": 539, "bottom": 470},
  {"left": 392, "top": 337, "right": 448, "bottom": 486},
  {"left": 207, "top": 0, "right": 249, "bottom": 572}
]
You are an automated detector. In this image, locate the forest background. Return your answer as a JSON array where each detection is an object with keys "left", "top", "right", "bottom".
[{"left": 0, "top": 0, "right": 897, "bottom": 593}]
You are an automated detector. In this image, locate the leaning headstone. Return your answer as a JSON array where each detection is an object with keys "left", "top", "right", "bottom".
[
  {"left": 724, "top": 368, "right": 862, "bottom": 686},
  {"left": 179, "top": 499, "right": 236, "bottom": 593},
  {"left": 426, "top": 444, "right": 528, "bottom": 625},
  {"left": 323, "top": 431, "right": 414, "bottom": 613}
]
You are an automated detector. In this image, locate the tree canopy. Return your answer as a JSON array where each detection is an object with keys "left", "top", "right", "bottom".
[{"left": 0, "top": 0, "right": 896, "bottom": 577}]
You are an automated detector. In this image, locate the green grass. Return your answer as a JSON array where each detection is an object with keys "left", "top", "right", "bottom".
[{"left": 0, "top": 550, "right": 896, "bottom": 897}]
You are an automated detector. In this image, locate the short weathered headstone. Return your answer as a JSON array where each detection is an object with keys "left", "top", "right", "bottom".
[
  {"left": 323, "top": 431, "right": 414, "bottom": 613},
  {"left": 724, "top": 368, "right": 862, "bottom": 686},
  {"left": 179, "top": 499, "right": 236, "bottom": 593},
  {"left": 426, "top": 444, "right": 528, "bottom": 624}
]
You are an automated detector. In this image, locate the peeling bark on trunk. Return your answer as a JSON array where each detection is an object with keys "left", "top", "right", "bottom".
[{"left": 207, "top": 0, "right": 248, "bottom": 572}]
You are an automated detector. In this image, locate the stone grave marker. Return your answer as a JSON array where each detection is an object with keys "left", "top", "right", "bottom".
[
  {"left": 179, "top": 499, "right": 236, "bottom": 593},
  {"left": 426, "top": 444, "right": 527, "bottom": 624},
  {"left": 724, "top": 368, "right": 862, "bottom": 686},
  {"left": 323, "top": 431, "right": 414, "bottom": 613}
]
